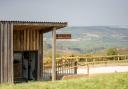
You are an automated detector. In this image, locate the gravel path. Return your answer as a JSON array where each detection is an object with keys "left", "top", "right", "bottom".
[{"left": 77, "top": 66, "right": 128, "bottom": 74}]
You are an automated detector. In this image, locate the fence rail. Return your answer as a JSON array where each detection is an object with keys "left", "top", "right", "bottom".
[{"left": 42, "top": 55, "right": 128, "bottom": 80}]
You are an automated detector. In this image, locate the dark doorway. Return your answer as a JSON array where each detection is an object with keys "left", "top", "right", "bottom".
[{"left": 13, "top": 51, "right": 38, "bottom": 83}]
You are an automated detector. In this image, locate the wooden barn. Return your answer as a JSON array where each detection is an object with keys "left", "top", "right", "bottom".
[{"left": 0, "top": 21, "right": 67, "bottom": 83}]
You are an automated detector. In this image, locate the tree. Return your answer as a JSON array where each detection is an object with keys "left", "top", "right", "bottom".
[{"left": 107, "top": 48, "right": 118, "bottom": 56}]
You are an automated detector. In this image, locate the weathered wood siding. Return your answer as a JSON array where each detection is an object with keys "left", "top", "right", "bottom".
[
  {"left": 0, "top": 21, "right": 67, "bottom": 83},
  {"left": 37, "top": 33, "right": 43, "bottom": 80},
  {"left": 13, "top": 30, "right": 40, "bottom": 51},
  {"left": 0, "top": 22, "right": 13, "bottom": 83},
  {"left": 13, "top": 29, "right": 43, "bottom": 81}
]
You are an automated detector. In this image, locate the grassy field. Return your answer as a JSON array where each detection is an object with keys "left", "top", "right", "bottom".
[{"left": 0, "top": 73, "right": 128, "bottom": 89}]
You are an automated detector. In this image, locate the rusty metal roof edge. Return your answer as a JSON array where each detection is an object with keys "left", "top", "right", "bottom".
[{"left": 0, "top": 20, "right": 67, "bottom": 25}]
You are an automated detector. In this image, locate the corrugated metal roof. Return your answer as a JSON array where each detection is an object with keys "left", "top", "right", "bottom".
[
  {"left": 0, "top": 20, "right": 67, "bottom": 24},
  {"left": 0, "top": 20, "right": 67, "bottom": 33}
]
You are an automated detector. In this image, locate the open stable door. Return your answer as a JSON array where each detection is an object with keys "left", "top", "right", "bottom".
[{"left": 13, "top": 51, "right": 38, "bottom": 83}]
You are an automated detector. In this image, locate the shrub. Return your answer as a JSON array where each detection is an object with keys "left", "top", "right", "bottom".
[{"left": 107, "top": 48, "right": 118, "bottom": 56}]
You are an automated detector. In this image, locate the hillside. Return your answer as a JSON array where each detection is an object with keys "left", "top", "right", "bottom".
[{"left": 44, "top": 26, "right": 128, "bottom": 54}]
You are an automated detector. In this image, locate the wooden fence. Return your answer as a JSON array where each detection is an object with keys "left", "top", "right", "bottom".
[
  {"left": 42, "top": 59, "right": 77, "bottom": 80},
  {"left": 42, "top": 55, "right": 128, "bottom": 80}
]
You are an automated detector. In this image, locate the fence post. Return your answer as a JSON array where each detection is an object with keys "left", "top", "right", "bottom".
[
  {"left": 74, "top": 61, "right": 77, "bottom": 74},
  {"left": 56, "top": 70, "right": 57, "bottom": 80},
  {"left": 87, "top": 64, "right": 89, "bottom": 75},
  {"left": 93, "top": 58, "right": 95, "bottom": 67},
  {"left": 114, "top": 56, "right": 116, "bottom": 66},
  {"left": 118, "top": 56, "right": 120, "bottom": 61},
  {"left": 125, "top": 56, "right": 127, "bottom": 60}
]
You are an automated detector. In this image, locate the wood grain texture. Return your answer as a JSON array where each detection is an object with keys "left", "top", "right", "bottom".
[
  {"left": 13, "top": 30, "right": 40, "bottom": 51},
  {"left": 0, "top": 22, "right": 13, "bottom": 83},
  {"left": 0, "top": 21, "right": 67, "bottom": 83}
]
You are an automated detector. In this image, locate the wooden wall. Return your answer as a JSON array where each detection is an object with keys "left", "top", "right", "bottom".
[
  {"left": 37, "top": 33, "right": 43, "bottom": 80},
  {"left": 0, "top": 22, "right": 13, "bottom": 83},
  {"left": 13, "top": 29, "right": 43, "bottom": 81},
  {"left": 0, "top": 22, "right": 45, "bottom": 83},
  {"left": 13, "top": 30, "right": 40, "bottom": 51}
]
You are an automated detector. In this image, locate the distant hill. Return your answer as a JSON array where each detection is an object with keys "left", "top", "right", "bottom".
[{"left": 43, "top": 26, "right": 128, "bottom": 54}]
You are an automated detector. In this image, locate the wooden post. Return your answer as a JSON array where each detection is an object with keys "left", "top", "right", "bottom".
[
  {"left": 125, "top": 56, "right": 127, "bottom": 60},
  {"left": 37, "top": 32, "right": 43, "bottom": 80},
  {"left": 52, "top": 27, "right": 56, "bottom": 81},
  {"left": 118, "top": 55, "right": 120, "bottom": 61},
  {"left": 93, "top": 58, "right": 95, "bottom": 67},
  {"left": 87, "top": 64, "right": 89, "bottom": 75},
  {"left": 74, "top": 61, "right": 77, "bottom": 74}
]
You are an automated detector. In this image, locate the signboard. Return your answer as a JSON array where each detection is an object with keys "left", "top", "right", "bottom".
[{"left": 56, "top": 34, "right": 71, "bottom": 39}]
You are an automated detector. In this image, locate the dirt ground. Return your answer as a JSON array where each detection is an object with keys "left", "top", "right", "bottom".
[{"left": 62, "top": 65, "right": 128, "bottom": 80}]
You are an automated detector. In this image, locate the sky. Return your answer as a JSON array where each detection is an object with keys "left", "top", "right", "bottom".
[{"left": 0, "top": 0, "right": 128, "bottom": 26}]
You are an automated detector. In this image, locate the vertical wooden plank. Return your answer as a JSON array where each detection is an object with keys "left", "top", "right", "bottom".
[
  {"left": 15, "top": 30, "right": 18, "bottom": 51},
  {"left": 14, "top": 30, "right": 18, "bottom": 50},
  {"left": 35, "top": 30, "right": 37, "bottom": 50},
  {"left": 27, "top": 30, "right": 29, "bottom": 50},
  {"left": 22, "top": 30, "right": 24, "bottom": 50},
  {"left": 0, "top": 23, "right": 3, "bottom": 83},
  {"left": 41, "top": 33, "right": 43, "bottom": 79},
  {"left": 25, "top": 30, "right": 28, "bottom": 51},
  {"left": 13, "top": 31, "right": 15, "bottom": 51},
  {"left": 33, "top": 30, "right": 36, "bottom": 50},
  {"left": 19, "top": 30, "right": 22, "bottom": 51},
  {"left": 21, "top": 30, "right": 24, "bottom": 51},
  {"left": 15, "top": 30, "right": 17, "bottom": 50},
  {"left": 7, "top": 23, "right": 9, "bottom": 82},
  {"left": 2, "top": 23, "right": 4, "bottom": 83},
  {"left": 1, "top": 23, "right": 4, "bottom": 83},
  {"left": 17, "top": 30, "right": 19, "bottom": 51},
  {"left": 3, "top": 23, "right": 8, "bottom": 82},
  {"left": 29, "top": 30, "right": 32, "bottom": 50},
  {"left": 37, "top": 31, "right": 39, "bottom": 50},
  {"left": 17, "top": 30, "right": 19, "bottom": 50},
  {"left": 24, "top": 30, "right": 26, "bottom": 50},
  {"left": 31, "top": 30, "right": 33, "bottom": 50},
  {"left": 52, "top": 27, "right": 56, "bottom": 81},
  {"left": 10, "top": 23, "right": 13, "bottom": 83},
  {"left": 0, "top": 22, "right": 13, "bottom": 83},
  {"left": 7, "top": 23, "right": 13, "bottom": 83},
  {"left": 37, "top": 32, "right": 43, "bottom": 80}
]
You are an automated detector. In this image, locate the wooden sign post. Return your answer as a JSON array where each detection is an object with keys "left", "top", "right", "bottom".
[{"left": 52, "top": 33, "right": 71, "bottom": 81}]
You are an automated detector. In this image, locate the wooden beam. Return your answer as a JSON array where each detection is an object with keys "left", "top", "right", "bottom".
[{"left": 52, "top": 27, "right": 56, "bottom": 81}]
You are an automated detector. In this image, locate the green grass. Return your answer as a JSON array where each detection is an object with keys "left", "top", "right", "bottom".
[{"left": 1, "top": 73, "right": 128, "bottom": 89}]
